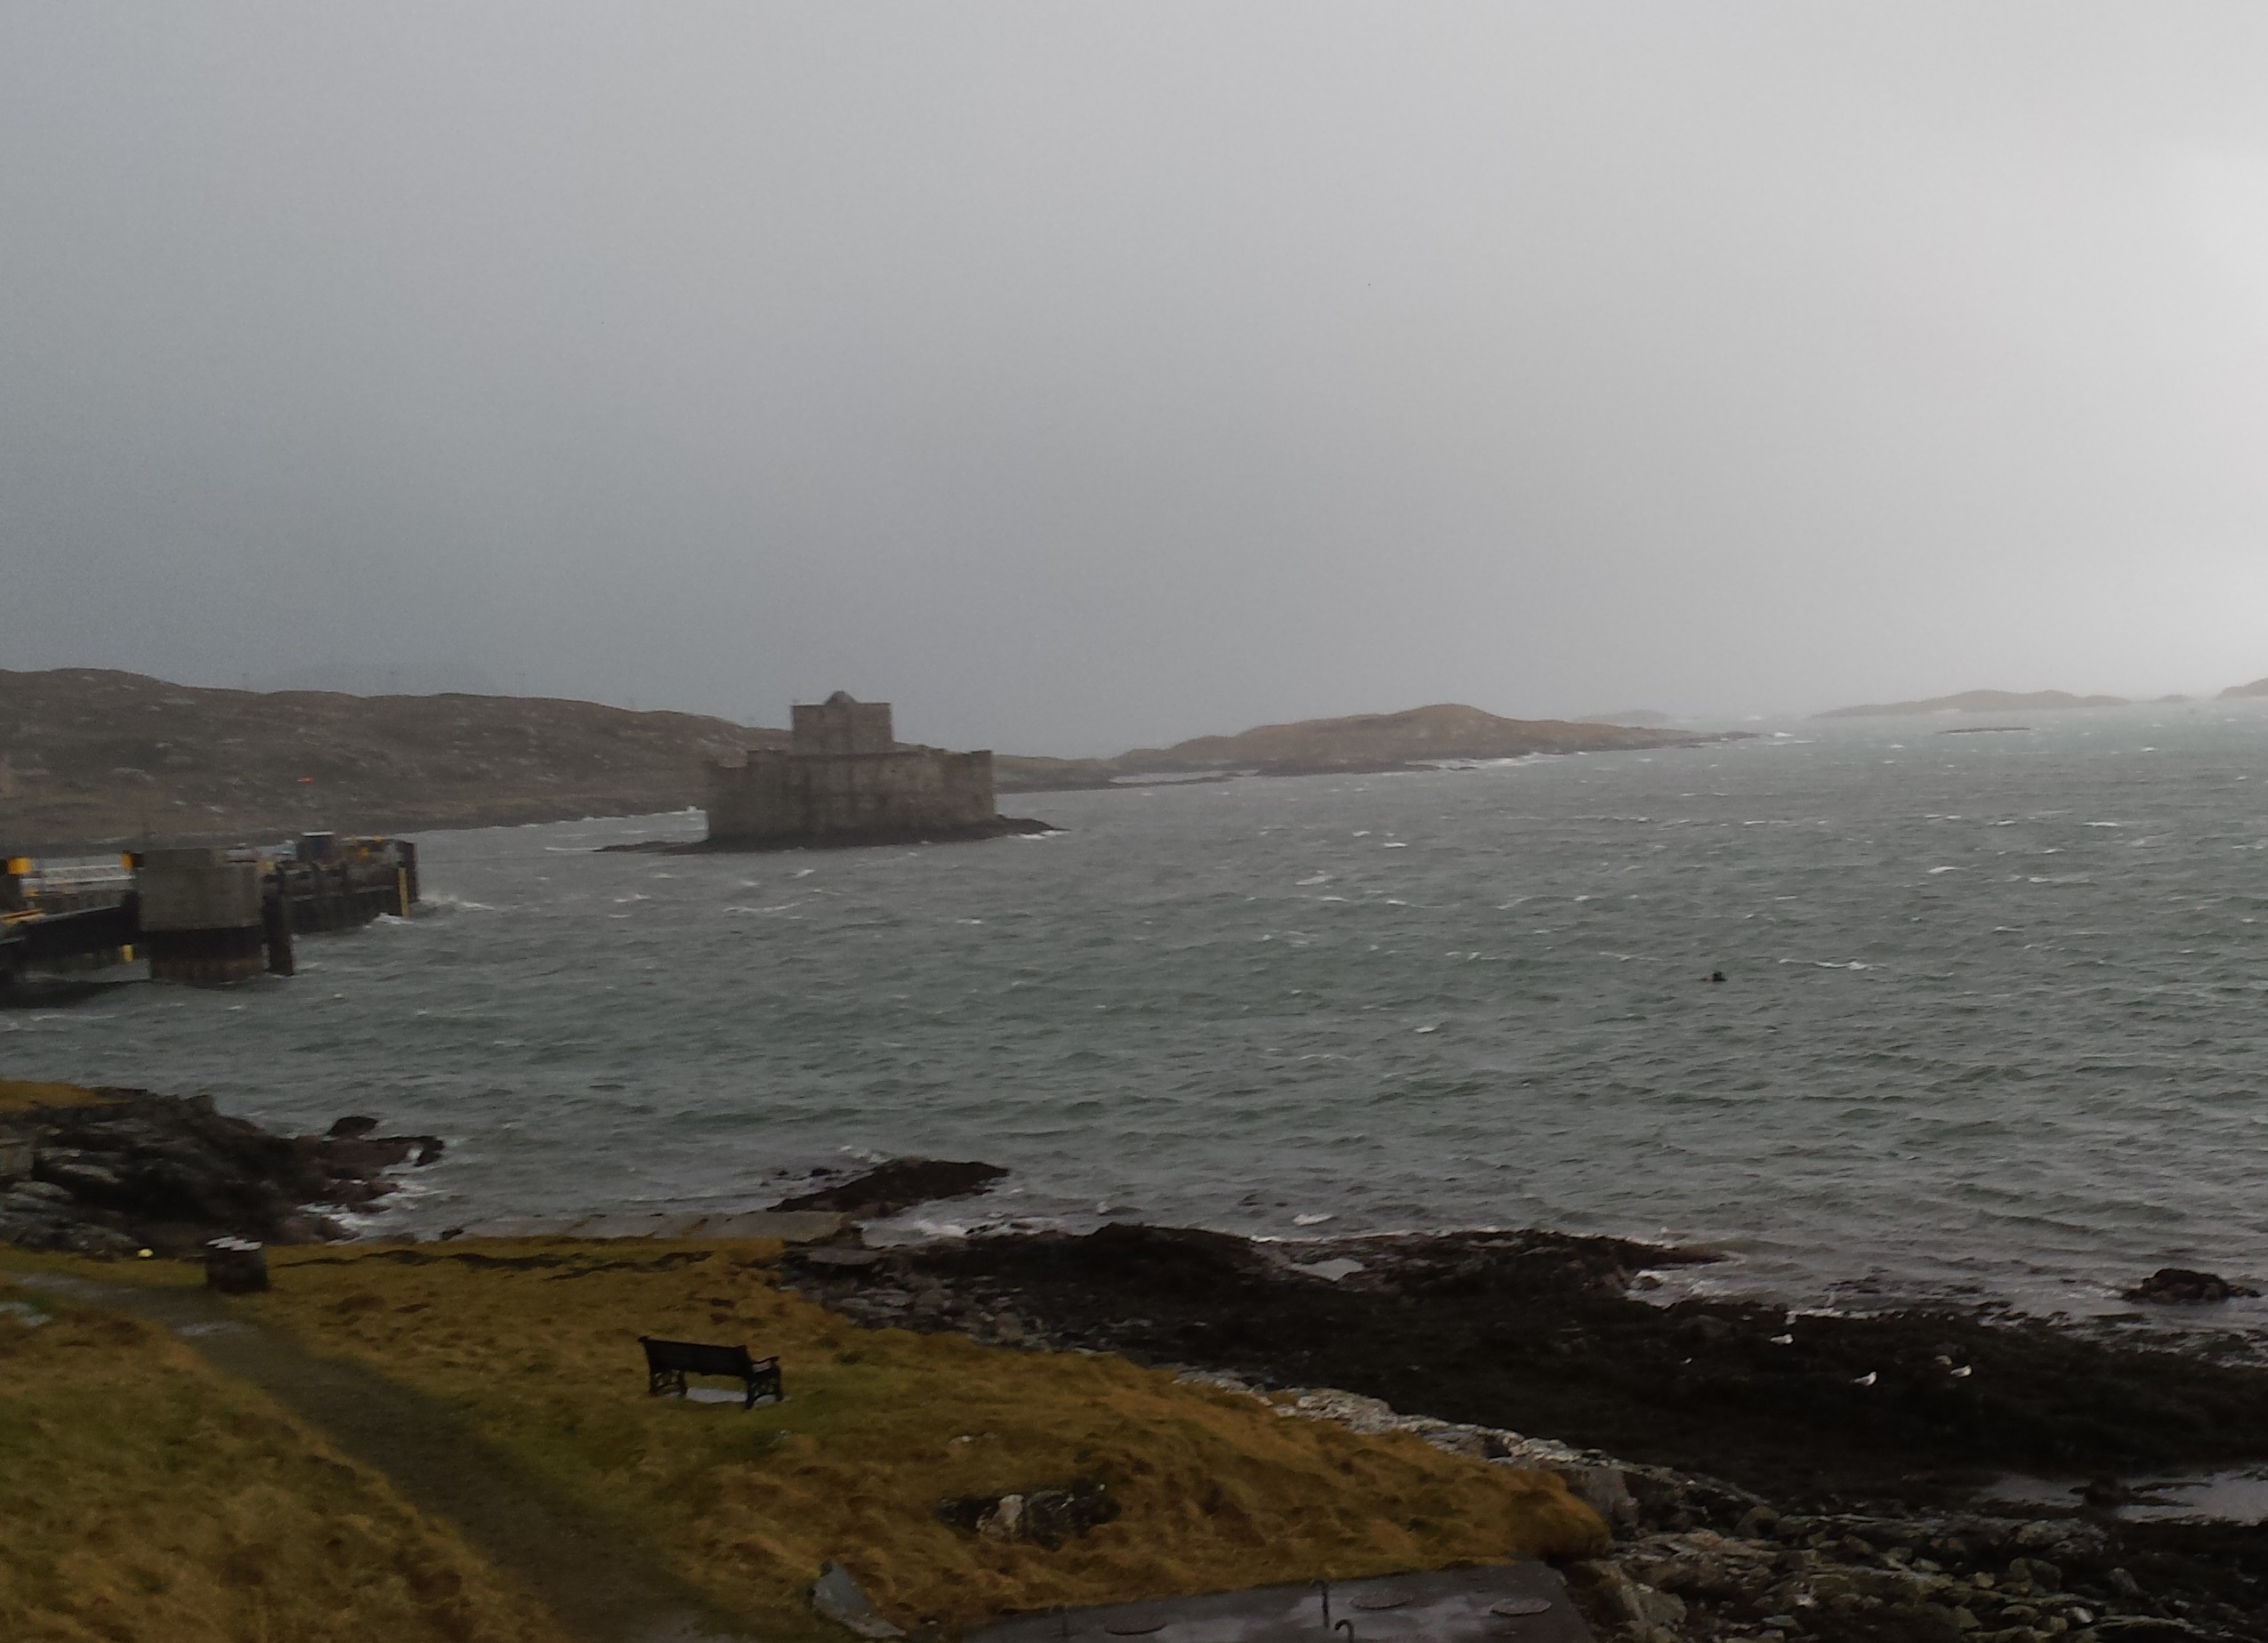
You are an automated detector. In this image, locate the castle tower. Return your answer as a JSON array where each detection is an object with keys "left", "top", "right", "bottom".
[{"left": 789, "top": 691, "right": 895, "bottom": 755}]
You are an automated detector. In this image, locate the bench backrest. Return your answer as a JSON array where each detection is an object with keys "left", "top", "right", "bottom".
[{"left": 641, "top": 1335, "right": 758, "bottom": 1377}]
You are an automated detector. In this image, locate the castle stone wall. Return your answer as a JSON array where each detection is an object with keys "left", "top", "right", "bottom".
[{"left": 705, "top": 695, "right": 997, "bottom": 846}]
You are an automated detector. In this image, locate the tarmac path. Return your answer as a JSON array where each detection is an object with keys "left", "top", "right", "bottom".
[{"left": 20, "top": 1272, "right": 754, "bottom": 1643}]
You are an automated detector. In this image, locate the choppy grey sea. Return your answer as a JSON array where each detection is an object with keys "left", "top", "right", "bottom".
[{"left": 14, "top": 705, "right": 2268, "bottom": 1328}]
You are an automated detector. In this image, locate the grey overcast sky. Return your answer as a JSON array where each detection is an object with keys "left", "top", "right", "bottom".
[{"left": 6, "top": 4, "right": 2268, "bottom": 752}]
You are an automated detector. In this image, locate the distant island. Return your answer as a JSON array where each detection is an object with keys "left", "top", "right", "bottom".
[
  {"left": 996, "top": 704, "right": 1720, "bottom": 791},
  {"left": 2221, "top": 677, "right": 2268, "bottom": 699},
  {"left": 1118, "top": 702, "right": 1710, "bottom": 775},
  {"left": 0, "top": 671, "right": 1723, "bottom": 852},
  {"left": 1817, "top": 689, "right": 2129, "bottom": 718}
]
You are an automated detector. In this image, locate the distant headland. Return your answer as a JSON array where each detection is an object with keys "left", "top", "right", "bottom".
[
  {"left": 996, "top": 703, "right": 1731, "bottom": 791},
  {"left": 1817, "top": 688, "right": 2132, "bottom": 718}
]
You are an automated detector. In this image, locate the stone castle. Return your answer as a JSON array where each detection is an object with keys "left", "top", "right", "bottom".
[{"left": 703, "top": 693, "right": 1002, "bottom": 849}]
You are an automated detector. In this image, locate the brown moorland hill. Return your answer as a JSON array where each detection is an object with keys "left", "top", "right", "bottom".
[
  {"left": 1114, "top": 702, "right": 1700, "bottom": 775},
  {"left": 0, "top": 668, "right": 783, "bottom": 853},
  {"left": 2, "top": 672, "right": 1715, "bottom": 847}
]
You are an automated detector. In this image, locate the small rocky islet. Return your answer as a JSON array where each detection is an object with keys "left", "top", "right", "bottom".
[{"left": 6, "top": 1089, "right": 2268, "bottom": 1640}]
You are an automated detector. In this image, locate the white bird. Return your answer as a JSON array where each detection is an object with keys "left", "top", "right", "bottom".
[
  {"left": 1770, "top": 1333, "right": 1795, "bottom": 1346},
  {"left": 1950, "top": 1365, "right": 1973, "bottom": 1379},
  {"left": 1853, "top": 1371, "right": 1878, "bottom": 1388}
]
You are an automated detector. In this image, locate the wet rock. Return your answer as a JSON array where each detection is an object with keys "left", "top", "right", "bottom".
[
  {"left": 315, "top": 1129, "right": 446, "bottom": 1180},
  {"left": 36, "top": 1151, "right": 124, "bottom": 1194},
  {"left": 1552, "top": 1462, "right": 1641, "bottom": 1529},
  {"left": 771, "top": 1159, "right": 1008, "bottom": 1220},
  {"left": 2121, "top": 1268, "right": 2259, "bottom": 1305},
  {"left": 1570, "top": 1559, "right": 1686, "bottom": 1640},
  {"left": 0, "top": 1089, "right": 437, "bottom": 1255},
  {"left": 1622, "top": 1528, "right": 1783, "bottom": 1604}
]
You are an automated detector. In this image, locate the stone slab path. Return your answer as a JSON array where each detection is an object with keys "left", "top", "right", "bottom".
[
  {"left": 965, "top": 1564, "right": 1592, "bottom": 1643},
  {"left": 19, "top": 1273, "right": 755, "bottom": 1643}
]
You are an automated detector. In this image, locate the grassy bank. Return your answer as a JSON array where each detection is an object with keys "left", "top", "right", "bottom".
[
  {"left": 0, "top": 1079, "right": 117, "bottom": 1115},
  {"left": 0, "top": 1273, "right": 568, "bottom": 1643},
  {"left": 240, "top": 1239, "right": 1604, "bottom": 1634},
  {"left": 0, "top": 1238, "right": 1603, "bottom": 1640}
]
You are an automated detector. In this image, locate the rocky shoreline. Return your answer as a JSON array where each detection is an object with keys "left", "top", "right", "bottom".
[
  {"left": 781, "top": 1223, "right": 2268, "bottom": 1641},
  {"left": 9, "top": 1103, "right": 2268, "bottom": 1640},
  {"left": 0, "top": 1088, "right": 441, "bottom": 1256}
]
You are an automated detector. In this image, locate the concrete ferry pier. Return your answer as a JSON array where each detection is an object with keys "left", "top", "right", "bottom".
[{"left": 1, "top": 833, "right": 419, "bottom": 990}]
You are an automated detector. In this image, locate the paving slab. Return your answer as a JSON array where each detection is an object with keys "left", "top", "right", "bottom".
[
  {"left": 967, "top": 1562, "right": 1589, "bottom": 1643},
  {"left": 450, "top": 1211, "right": 846, "bottom": 1244}
]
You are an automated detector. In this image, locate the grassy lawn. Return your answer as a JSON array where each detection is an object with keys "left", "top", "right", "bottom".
[{"left": 0, "top": 1271, "right": 569, "bottom": 1643}]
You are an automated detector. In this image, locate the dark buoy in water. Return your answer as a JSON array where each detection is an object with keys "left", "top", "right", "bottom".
[{"left": 1707, "top": 970, "right": 1727, "bottom": 984}]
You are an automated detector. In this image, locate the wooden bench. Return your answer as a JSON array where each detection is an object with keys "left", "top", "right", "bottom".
[{"left": 638, "top": 1335, "right": 782, "bottom": 1409}]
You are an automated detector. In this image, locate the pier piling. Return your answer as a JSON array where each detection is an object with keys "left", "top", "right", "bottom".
[{"left": 138, "top": 849, "right": 266, "bottom": 985}]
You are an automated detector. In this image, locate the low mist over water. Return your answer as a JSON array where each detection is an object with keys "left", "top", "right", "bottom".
[{"left": 14, "top": 705, "right": 2268, "bottom": 1327}]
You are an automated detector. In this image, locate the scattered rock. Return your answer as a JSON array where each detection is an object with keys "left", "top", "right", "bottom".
[
  {"left": 935, "top": 1478, "right": 1118, "bottom": 1550},
  {"left": 2122, "top": 1268, "right": 2259, "bottom": 1305},
  {"left": 1570, "top": 1558, "right": 1687, "bottom": 1640},
  {"left": 810, "top": 1559, "right": 905, "bottom": 1639}
]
